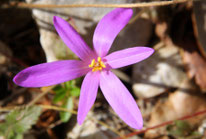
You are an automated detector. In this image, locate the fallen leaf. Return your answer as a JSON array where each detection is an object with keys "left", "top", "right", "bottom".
[{"left": 145, "top": 80, "right": 206, "bottom": 138}]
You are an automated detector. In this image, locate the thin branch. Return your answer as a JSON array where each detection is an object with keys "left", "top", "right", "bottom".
[
  {"left": 88, "top": 117, "right": 126, "bottom": 138},
  {"left": 39, "top": 105, "right": 125, "bottom": 138},
  {"left": 2, "top": 0, "right": 192, "bottom": 9},
  {"left": 129, "top": 8, "right": 148, "bottom": 24},
  {"left": 28, "top": 86, "right": 55, "bottom": 106},
  {"left": 0, "top": 104, "right": 124, "bottom": 138},
  {"left": 116, "top": 109, "right": 206, "bottom": 139},
  {"left": 38, "top": 104, "right": 77, "bottom": 114},
  {"left": 0, "top": 106, "right": 17, "bottom": 112},
  {"left": 1, "top": 105, "right": 206, "bottom": 138}
]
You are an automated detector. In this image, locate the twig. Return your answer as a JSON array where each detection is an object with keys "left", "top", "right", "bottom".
[
  {"left": 129, "top": 8, "right": 148, "bottom": 24},
  {"left": 2, "top": 0, "right": 191, "bottom": 9},
  {"left": 0, "top": 104, "right": 124, "bottom": 138},
  {"left": 116, "top": 109, "right": 206, "bottom": 139},
  {"left": 0, "top": 106, "right": 17, "bottom": 112},
  {"left": 39, "top": 105, "right": 125, "bottom": 138},
  {"left": 27, "top": 86, "right": 55, "bottom": 106},
  {"left": 88, "top": 117, "right": 126, "bottom": 138},
  {"left": 1, "top": 52, "right": 29, "bottom": 68},
  {"left": 38, "top": 104, "right": 77, "bottom": 114},
  {"left": 1, "top": 105, "right": 206, "bottom": 138}
]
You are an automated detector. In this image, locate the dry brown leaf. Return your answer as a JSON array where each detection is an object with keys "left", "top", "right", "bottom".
[
  {"left": 192, "top": 1, "right": 206, "bottom": 58},
  {"left": 182, "top": 51, "right": 206, "bottom": 92},
  {"left": 163, "top": 4, "right": 206, "bottom": 92},
  {"left": 145, "top": 80, "right": 206, "bottom": 138}
]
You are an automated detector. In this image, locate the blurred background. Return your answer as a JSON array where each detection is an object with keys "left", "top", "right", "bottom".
[{"left": 0, "top": 0, "right": 206, "bottom": 138}]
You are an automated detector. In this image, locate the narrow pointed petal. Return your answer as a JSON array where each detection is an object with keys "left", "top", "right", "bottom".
[
  {"left": 93, "top": 8, "right": 133, "bottom": 57},
  {"left": 53, "top": 16, "right": 94, "bottom": 60},
  {"left": 100, "top": 71, "right": 143, "bottom": 129},
  {"left": 77, "top": 71, "right": 100, "bottom": 124},
  {"left": 105, "top": 47, "right": 154, "bottom": 69},
  {"left": 13, "top": 60, "right": 89, "bottom": 87}
]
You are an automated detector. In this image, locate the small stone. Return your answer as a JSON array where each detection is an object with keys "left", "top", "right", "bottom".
[
  {"left": 132, "top": 44, "right": 187, "bottom": 98},
  {"left": 26, "top": 0, "right": 152, "bottom": 62}
]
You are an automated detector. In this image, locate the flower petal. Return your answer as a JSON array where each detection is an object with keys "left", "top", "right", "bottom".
[
  {"left": 93, "top": 8, "right": 133, "bottom": 57},
  {"left": 100, "top": 71, "right": 143, "bottom": 129},
  {"left": 104, "top": 47, "right": 154, "bottom": 69},
  {"left": 77, "top": 71, "right": 100, "bottom": 124},
  {"left": 53, "top": 16, "right": 94, "bottom": 60},
  {"left": 13, "top": 60, "right": 89, "bottom": 87}
]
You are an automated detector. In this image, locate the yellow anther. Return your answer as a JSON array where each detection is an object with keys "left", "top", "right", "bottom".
[
  {"left": 89, "top": 57, "right": 106, "bottom": 72},
  {"left": 97, "top": 57, "right": 101, "bottom": 62},
  {"left": 89, "top": 59, "right": 95, "bottom": 67},
  {"left": 100, "top": 61, "right": 106, "bottom": 68}
]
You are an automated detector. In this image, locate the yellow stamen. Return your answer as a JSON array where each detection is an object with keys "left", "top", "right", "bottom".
[
  {"left": 98, "top": 57, "right": 101, "bottom": 62},
  {"left": 89, "top": 57, "right": 106, "bottom": 72},
  {"left": 100, "top": 61, "right": 106, "bottom": 68},
  {"left": 89, "top": 59, "right": 95, "bottom": 67}
]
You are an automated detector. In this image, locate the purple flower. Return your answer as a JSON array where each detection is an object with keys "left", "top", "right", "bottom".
[{"left": 13, "top": 8, "right": 154, "bottom": 129}]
